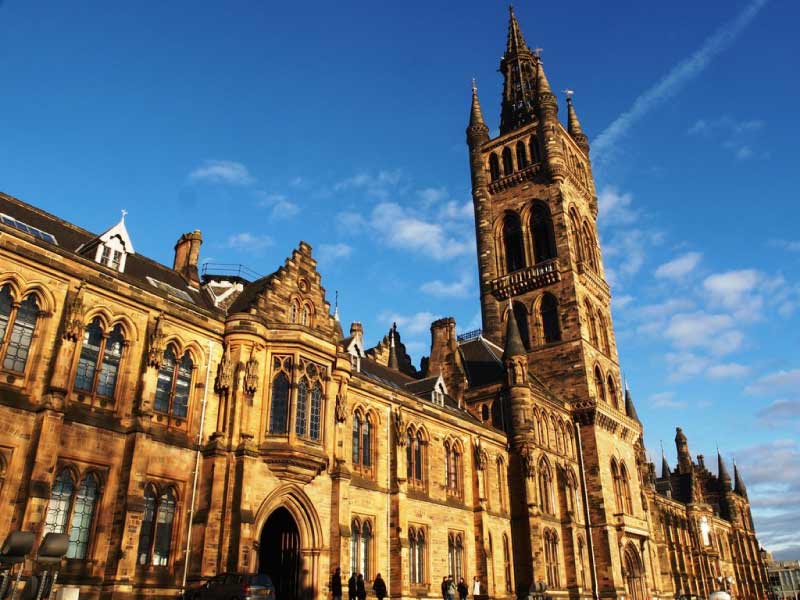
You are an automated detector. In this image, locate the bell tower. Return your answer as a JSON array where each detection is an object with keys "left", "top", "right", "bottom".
[{"left": 467, "top": 7, "right": 654, "bottom": 598}]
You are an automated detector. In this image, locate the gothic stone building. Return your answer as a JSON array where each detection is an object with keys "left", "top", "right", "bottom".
[{"left": 0, "top": 9, "right": 768, "bottom": 600}]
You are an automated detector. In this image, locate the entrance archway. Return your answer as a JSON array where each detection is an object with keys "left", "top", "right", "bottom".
[
  {"left": 260, "top": 507, "right": 301, "bottom": 600},
  {"left": 623, "top": 544, "right": 645, "bottom": 600}
]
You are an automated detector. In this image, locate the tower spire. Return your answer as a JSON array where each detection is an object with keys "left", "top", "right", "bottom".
[
  {"left": 499, "top": 6, "right": 538, "bottom": 134},
  {"left": 718, "top": 449, "right": 732, "bottom": 491},
  {"left": 733, "top": 459, "right": 748, "bottom": 498},
  {"left": 624, "top": 381, "right": 641, "bottom": 422},
  {"left": 660, "top": 443, "right": 671, "bottom": 479},
  {"left": 566, "top": 93, "right": 590, "bottom": 155},
  {"left": 387, "top": 323, "right": 400, "bottom": 370},
  {"left": 506, "top": 5, "right": 530, "bottom": 55},
  {"left": 467, "top": 79, "right": 490, "bottom": 147},
  {"left": 502, "top": 301, "right": 526, "bottom": 361}
]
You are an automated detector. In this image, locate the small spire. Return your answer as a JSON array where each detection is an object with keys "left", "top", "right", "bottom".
[
  {"left": 467, "top": 79, "right": 490, "bottom": 146},
  {"left": 505, "top": 5, "right": 531, "bottom": 56},
  {"left": 718, "top": 449, "right": 732, "bottom": 491},
  {"left": 566, "top": 93, "right": 590, "bottom": 154},
  {"left": 502, "top": 301, "right": 526, "bottom": 361},
  {"left": 733, "top": 459, "right": 748, "bottom": 498},
  {"left": 387, "top": 322, "right": 400, "bottom": 370},
  {"left": 120, "top": 208, "right": 128, "bottom": 222},
  {"left": 661, "top": 446, "right": 671, "bottom": 479},
  {"left": 333, "top": 290, "right": 340, "bottom": 321},
  {"left": 624, "top": 385, "right": 641, "bottom": 422},
  {"left": 535, "top": 56, "right": 555, "bottom": 102}
]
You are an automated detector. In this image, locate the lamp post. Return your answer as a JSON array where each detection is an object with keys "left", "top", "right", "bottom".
[
  {"left": 33, "top": 532, "right": 69, "bottom": 600},
  {"left": 0, "top": 531, "right": 36, "bottom": 600}
]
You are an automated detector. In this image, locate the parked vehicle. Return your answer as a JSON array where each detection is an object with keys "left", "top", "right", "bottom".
[{"left": 184, "top": 573, "right": 275, "bottom": 600}]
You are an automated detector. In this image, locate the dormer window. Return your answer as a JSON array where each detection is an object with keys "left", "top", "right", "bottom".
[
  {"left": 79, "top": 211, "right": 135, "bottom": 274},
  {"left": 346, "top": 335, "right": 365, "bottom": 373},
  {"left": 100, "top": 243, "right": 123, "bottom": 270},
  {"left": 431, "top": 377, "right": 447, "bottom": 406}
]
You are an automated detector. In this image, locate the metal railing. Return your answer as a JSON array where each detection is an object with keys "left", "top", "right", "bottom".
[
  {"left": 200, "top": 262, "right": 261, "bottom": 281},
  {"left": 456, "top": 328, "right": 482, "bottom": 343}
]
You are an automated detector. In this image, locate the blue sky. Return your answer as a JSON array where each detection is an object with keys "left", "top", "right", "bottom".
[{"left": 1, "top": 1, "right": 798, "bottom": 558}]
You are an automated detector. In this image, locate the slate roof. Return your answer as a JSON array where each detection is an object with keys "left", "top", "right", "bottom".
[
  {"left": 0, "top": 192, "right": 216, "bottom": 311},
  {"left": 458, "top": 337, "right": 505, "bottom": 387}
]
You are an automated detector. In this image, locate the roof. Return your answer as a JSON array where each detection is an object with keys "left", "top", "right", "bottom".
[
  {"left": 458, "top": 337, "right": 505, "bottom": 387},
  {"left": 0, "top": 192, "right": 216, "bottom": 311}
]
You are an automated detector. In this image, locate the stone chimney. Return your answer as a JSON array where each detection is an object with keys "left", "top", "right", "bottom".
[
  {"left": 427, "top": 317, "right": 467, "bottom": 406},
  {"left": 350, "top": 322, "right": 363, "bottom": 339},
  {"left": 173, "top": 231, "right": 202, "bottom": 287}
]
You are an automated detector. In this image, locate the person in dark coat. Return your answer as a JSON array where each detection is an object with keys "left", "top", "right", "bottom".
[
  {"left": 441, "top": 577, "right": 449, "bottom": 600},
  {"left": 356, "top": 574, "right": 367, "bottom": 600},
  {"left": 372, "top": 574, "right": 387, "bottom": 600},
  {"left": 348, "top": 573, "right": 357, "bottom": 600},
  {"left": 332, "top": 567, "right": 343, "bottom": 600},
  {"left": 457, "top": 577, "right": 468, "bottom": 600}
]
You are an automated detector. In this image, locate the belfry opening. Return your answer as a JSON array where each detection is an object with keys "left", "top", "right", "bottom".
[{"left": 259, "top": 507, "right": 301, "bottom": 600}]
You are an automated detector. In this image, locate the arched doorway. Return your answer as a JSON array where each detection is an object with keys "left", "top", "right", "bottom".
[
  {"left": 623, "top": 544, "right": 645, "bottom": 600},
  {"left": 260, "top": 507, "right": 301, "bottom": 600}
]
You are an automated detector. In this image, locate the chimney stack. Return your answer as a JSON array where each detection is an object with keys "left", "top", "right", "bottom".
[{"left": 173, "top": 230, "right": 203, "bottom": 287}]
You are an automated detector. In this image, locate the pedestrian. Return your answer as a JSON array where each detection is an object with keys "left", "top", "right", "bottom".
[
  {"left": 447, "top": 575, "right": 457, "bottom": 600},
  {"left": 457, "top": 577, "right": 468, "bottom": 600},
  {"left": 356, "top": 574, "right": 367, "bottom": 600},
  {"left": 348, "top": 572, "right": 357, "bottom": 600},
  {"left": 331, "top": 567, "right": 342, "bottom": 600},
  {"left": 472, "top": 576, "right": 481, "bottom": 597},
  {"left": 373, "top": 573, "right": 387, "bottom": 600},
  {"left": 441, "top": 577, "right": 448, "bottom": 600}
]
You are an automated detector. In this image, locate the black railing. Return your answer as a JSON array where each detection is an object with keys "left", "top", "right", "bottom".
[
  {"left": 201, "top": 262, "right": 261, "bottom": 280},
  {"left": 457, "top": 329, "right": 482, "bottom": 343}
]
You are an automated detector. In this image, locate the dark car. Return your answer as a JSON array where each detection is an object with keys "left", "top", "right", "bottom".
[{"left": 185, "top": 573, "right": 275, "bottom": 600}]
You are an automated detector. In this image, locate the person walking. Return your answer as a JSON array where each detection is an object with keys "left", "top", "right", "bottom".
[
  {"left": 372, "top": 573, "right": 387, "bottom": 600},
  {"left": 457, "top": 577, "right": 468, "bottom": 600},
  {"left": 472, "top": 576, "right": 481, "bottom": 598},
  {"left": 356, "top": 574, "right": 367, "bottom": 600},
  {"left": 441, "top": 577, "right": 449, "bottom": 600},
  {"left": 348, "top": 573, "right": 357, "bottom": 600},
  {"left": 331, "top": 567, "right": 343, "bottom": 600}
]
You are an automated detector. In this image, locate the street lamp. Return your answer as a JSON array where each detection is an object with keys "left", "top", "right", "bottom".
[
  {"left": 31, "top": 533, "right": 69, "bottom": 600},
  {"left": 0, "top": 532, "right": 36, "bottom": 600}
]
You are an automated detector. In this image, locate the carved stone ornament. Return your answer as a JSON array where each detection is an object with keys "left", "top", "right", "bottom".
[
  {"left": 521, "top": 443, "right": 536, "bottom": 479},
  {"left": 334, "top": 379, "right": 347, "bottom": 423},
  {"left": 474, "top": 439, "right": 488, "bottom": 471},
  {"left": 62, "top": 285, "right": 85, "bottom": 342},
  {"left": 511, "top": 356, "right": 526, "bottom": 386},
  {"left": 147, "top": 313, "right": 166, "bottom": 369},
  {"left": 394, "top": 408, "right": 406, "bottom": 446},
  {"left": 215, "top": 344, "right": 234, "bottom": 394},
  {"left": 243, "top": 355, "right": 259, "bottom": 395}
]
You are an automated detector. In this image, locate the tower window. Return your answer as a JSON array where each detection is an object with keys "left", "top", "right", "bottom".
[
  {"left": 530, "top": 201, "right": 557, "bottom": 263},
  {"left": 530, "top": 136, "right": 541, "bottom": 162},
  {"left": 594, "top": 367, "right": 606, "bottom": 403},
  {"left": 502, "top": 212, "right": 525, "bottom": 273},
  {"left": 502, "top": 147, "right": 514, "bottom": 176},
  {"left": 516, "top": 141, "right": 528, "bottom": 169},
  {"left": 540, "top": 293, "right": 561, "bottom": 343},
  {"left": 489, "top": 153, "right": 500, "bottom": 182},
  {"left": 512, "top": 302, "right": 531, "bottom": 350}
]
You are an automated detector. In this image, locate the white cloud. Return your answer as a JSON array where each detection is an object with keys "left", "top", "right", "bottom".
[
  {"left": 655, "top": 251, "right": 702, "bottom": 280},
  {"left": 438, "top": 200, "right": 474, "bottom": 221},
  {"left": 703, "top": 269, "right": 763, "bottom": 319},
  {"left": 420, "top": 274, "right": 473, "bottom": 298},
  {"left": 746, "top": 369, "right": 800, "bottom": 396},
  {"left": 769, "top": 239, "right": 800, "bottom": 252},
  {"left": 706, "top": 362, "right": 751, "bottom": 379},
  {"left": 256, "top": 192, "right": 300, "bottom": 220},
  {"left": 226, "top": 232, "right": 273, "bottom": 251},
  {"left": 598, "top": 186, "right": 637, "bottom": 225},
  {"left": 592, "top": 0, "right": 767, "bottom": 161},
  {"left": 614, "top": 294, "right": 635, "bottom": 310},
  {"left": 665, "top": 351, "right": 711, "bottom": 381},
  {"left": 380, "top": 311, "right": 440, "bottom": 336},
  {"left": 334, "top": 170, "right": 402, "bottom": 199},
  {"left": 317, "top": 243, "right": 353, "bottom": 265},
  {"left": 664, "top": 311, "right": 743, "bottom": 355},
  {"left": 189, "top": 160, "right": 255, "bottom": 185},
  {"left": 649, "top": 391, "right": 688, "bottom": 409}
]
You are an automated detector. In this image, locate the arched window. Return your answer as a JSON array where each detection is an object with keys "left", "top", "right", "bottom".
[
  {"left": 623, "top": 545, "right": 645, "bottom": 600},
  {"left": 530, "top": 202, "right": 557, "bottom": 263},
  {"left": 409, "top": 527, "right": 426, "bottom": 584},
  {"left": 43, "top": 469, "right": 100, "bottom": 560},
  {"left": 294, "top": 359, "right": 325, "bottom": 440},
  {"left": 268, "top": 356, "right": 292, "bottom": 434},
  {"left": 620, "top": 463, "right": 633, "bottom": 514},
  {"left": 154, "top": 346, "right": 193, "bottom": 419},
  {"left": 544, "top": 530, "right": 560, "bottom": 588},
  {"left": 529, "top": 136, "right": 541, "bottom": 163},
  {"left": 586, "top": 301, "right": 599, "bottom": 346},
  {"left": 445, "top": 440, "right": 462, "bottom": 497},
  {"left": 607, "top": 376, "right": 619, "bottom": 410},
  {"left": 489, "top": 153, "right": 500, "bottom": 182},
  {"left": 295, "top": 378, "right": 308, "bottom": 436},
  {"left": 352, "top": 411, "right": 373, "bottom": 475},
  {"left": 536, "top": 411, "right": 546, "bottom": 446},
  {"left": 539, "top": 461, "right": 554, "bottom": 514},
  {"left": 290, "top": 300, "right": 299, "bottom": 324},
  {"left": 74, "top": 319, "right": 125, "bottom": 399},
  {"left": 577, "top": 536, "right": 588, "bottom": 588},
  {"left": 137, "top": 486, "right": 177, "bottom": 566},
  {"left": 503, "top": 533, "right": 513, "bottom": 592},
  {"left": 0, "top": 286, "right": 40, "bottom": 373},
  {"left": 569, "top": 209, "right": 585, "bottom": 264},
  {"left": 540, "top": 294, "right": 561, "bottom": 343},
  {"left": 582, "top": 223, "right": 598, "bottom": 271},
  {"left": 448, "top": 533, "right": 464, "bottom": 579},
  {"left": 594, "top": 367, "right": 606, "bottom": 403},
  {"left": 516, "top": 141, "right": 528, "bottom": 169},
  {"left": 406, "top": 429, "right": 425, "bottom": 488},
  {"left": 502, "top": 147, "right": 514, "bottom": 176},
  {"left": 491, "top": 400, "right": 504, "bottom": 430},
  {"left": 598, "top": 313, "right": 611, "bottom": 354},
  {"left": 497, "top": 458, "right": 508, "bottom": 512},
  {"left": 350, "top": 519, "right": 372, "bottom": 579},
  {"left": 301, "top": 303, "right": 312, "bottom": 327},
  {"left": 481, "top": 404, "right": 490, "bottom": 422},
  {"left": 512, "top": 302, "right": 531, "bottom": 350},
  {"left": 556, "top": 421, "right": 565, "bottom": 454},
  {"left": 503, "top": 212, "right": 525, "bottom": 273},
  {"left": 611, "top": 460, "right": 624, "bottom": 513}
]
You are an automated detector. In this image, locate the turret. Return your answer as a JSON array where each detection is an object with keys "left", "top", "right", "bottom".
[
  {"left": 387, "top": 323, "right": 399, "bottom": 370},
  {"left": 503, "top": 304, "right": 530, "bottom": 445},
  {"left": 661, "top": 453, "right": 671, "bottom": 479},
  {"left": 566, "top": 94, "right": 590, "bottom": 155},
  {"left": 675, "top": 427, "right": 693, "bottom": 474},
  {"left": 624, "top": 383, "right": 641, "bottom": 423},
  {"left": 467, "top": 80, "right": 490, "bottom": 149},
  {"left": 734, "top": 460, "right": 748, "bottom": 498},
  {"left": 718, "top": 450, "right": 732, "bottom": 492}
]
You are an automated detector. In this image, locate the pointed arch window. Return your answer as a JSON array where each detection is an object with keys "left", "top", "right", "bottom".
[
  {"left": 531, "top": 201, "right": 557, "bottom": 263},
  {"left": 295, "top": 358, "right": 325, "bottom": 441},
  {"left": 503, "top": 212, "right": 525, "bottom": 273},
  {"left": 516, "top": 141, "right": 528, "bottom": 169},
  {"left": 577, "top": 536, "right": 588, "bottom": 588},
  {"left": 529, "top": 136, "right": 541, "bottom": 163},
  {"left": 137, "top": 485, "right": 177, "bottom": 566},
  {"left": 448, "top": 532, "right": 464, "bottom": 579},
  {"left": 351, "top": 518, "right": 372, "bottom": 580},
  {"left": 268, "top": 356, "right": 292, "bottom": 434},
  {"left": 586, "top": 302, "right": 599, "bottom": 346},
  {"left": 406, "top": 429, "right": 425, "bottom": 488},
  {"left": 612, "top": 460, "right": 624, "bottom": 513},
  {"left": 74, "top": 319, "right": 125, "bottom": 399},
  {"left": 538, "top": 461, "right": 554, "bottom": 514},
  {"left": 594, "top": 367, "right": 606, "bottom": 404},
  {"left": 598, "top": 313, "right": 611, "bottom": 354},
  {"left": 497, "top": 458, "right": 508, "bottom": 513},
  {"left": 352, "top": 411, "right": 374, "bottom": 476},
  {"left": 0, "top": 285, "right": 40, "bottom": 373},
  {"left": 620, "top": 463, "right": 633, "bottom": 514},
  {"left": 409, "top": 526, "right": 426, "bottom": 585},
  {"left": 43, "top": 469, "right": 100, "bottom": 560},
  {"left": 543, "top": 530, "right": 560, "bottom": 588},
  {"left": 154, "top": 346, "right": 193, "bottom": 419},
  {"left": 569, "top": 210, "right": 585, "bottom": 264},
  {"left": 512, "top": 302, "right": 531, "bottom": 350},
  {"left": 502, "top": 147, "right": 514, "bottom": 176},
  {"left": 503, "top": 533, "right": 513, "bottom": 592},
  {"left": 582, "top": 223, "right": 598, "bottom": 271},
  {"left": 444, "top": 440, "right": 462, "bottom": 497},
  {"left": 540, "top": 293, "right": 561, "bottom": 343},
  {"left": 489, "top": 153, "right": 501, "bottom": 182},
  {"left": 607, "top": 375, "right": 619, "bottom": 410}
]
